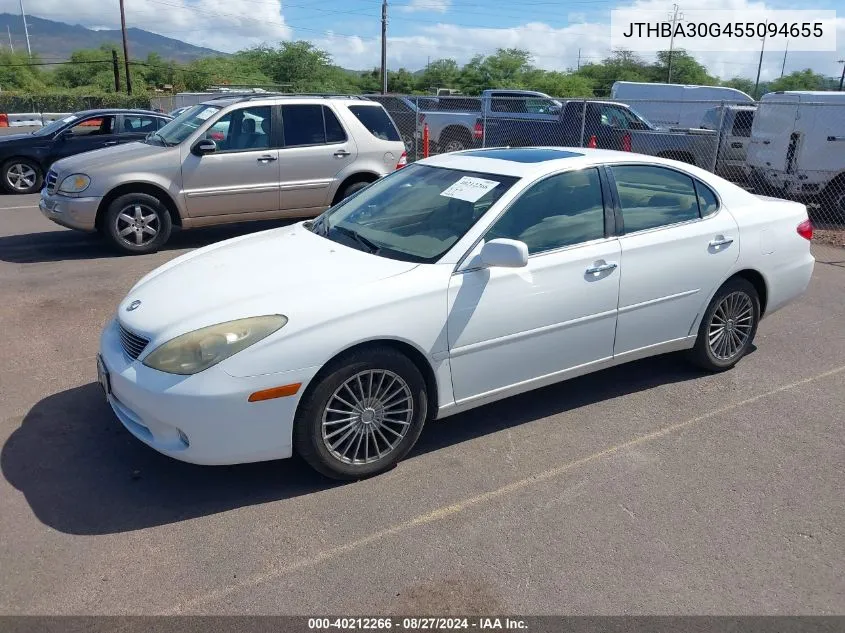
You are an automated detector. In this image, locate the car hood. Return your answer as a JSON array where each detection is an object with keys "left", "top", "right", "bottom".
[
  {"left": 0, "top": 133, "right": 37, "bottom": 144},
  {"left": 117, "top": 223, "right": 419, "bottom": 341},
  {"left": 52, "top": 141, "right": 166, "bottom": 174}
]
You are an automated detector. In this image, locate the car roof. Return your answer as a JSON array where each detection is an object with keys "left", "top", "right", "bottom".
[
  {"left": 420, "top": 147, "right": 709, "bottom": 178},
  {"left": 200, "top": 94, "right": 376, "bottom": 107},
  {"left": 74, "top": 108, "right": 169, "bottom": 117}
]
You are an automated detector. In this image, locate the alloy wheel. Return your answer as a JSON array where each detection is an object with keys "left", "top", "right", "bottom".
[
  {"left": 321, "top": 369, "right": 414, "bottom": 465},
  {"left": 708, "top": 291, "right": 754, "bottom": 361},
  {"left": 114, "top": 203, "right": 160, "bottom": 247},
  {"left": 6, "top": 163, "right": 37, "bottom": 192}
]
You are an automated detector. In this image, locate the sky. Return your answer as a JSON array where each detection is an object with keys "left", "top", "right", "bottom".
[{"left": 3, "top": 0, "right": 844, "bottom": 82}]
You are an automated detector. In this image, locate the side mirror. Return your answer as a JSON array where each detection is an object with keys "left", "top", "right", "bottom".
[
  {"left": 479, "top": 238, "right": 528, "bottom": 268},
  {"left": 59, "top": 129, "right": 73, "bottom": 141},
  {"left": 191, "top": 139, "right": 217, "bottom": 156}
]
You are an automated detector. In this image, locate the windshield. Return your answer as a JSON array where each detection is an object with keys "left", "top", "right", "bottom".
[
  {"left": 312, "top": 164, "right": 520, "bottom": 263},
  {"left": 32, "top": 115, "right": 78, "bottom": 137},
  {"left": 155, "top": 104, "right": 221, "bottom": 145}
]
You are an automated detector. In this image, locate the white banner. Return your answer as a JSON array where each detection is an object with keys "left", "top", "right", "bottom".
[{"left": 610, "top": 9, "right": 837, "bottom": 52}]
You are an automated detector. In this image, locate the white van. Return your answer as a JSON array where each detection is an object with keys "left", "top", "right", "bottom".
[
  {"left": 746, "top": 91, "right": 845, "bottom": 216},
  {"left": 610, "top": 81, "right": 755, "bottom": 128}
]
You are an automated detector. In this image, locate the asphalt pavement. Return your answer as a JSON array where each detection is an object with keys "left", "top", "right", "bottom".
[{"left": 0, "top": 191, "right": 843, "bottom": 615}]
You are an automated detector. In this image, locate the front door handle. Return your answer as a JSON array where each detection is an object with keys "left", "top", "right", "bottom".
[
  {"left": 709, "top": 236, "right": 734, "bottom": 248},
  {"left": 257, "top": 155, "right": 277, "bottom": 162},
  {"left": 334, "top": 150, "right": 351, "bottom": 158},
  {"left": 104, "top": 141, "right": 119, "bottom": 146},
  {"left": 585, "top": 262, "right": 618, "bottom": 275},
  {"left": 731, "top": 142, "right": 743, "bottom": 148}
]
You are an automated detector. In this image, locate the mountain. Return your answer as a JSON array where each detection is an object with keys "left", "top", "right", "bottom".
[{"left": 0, "top": 13, "right": 224, "bottom": 62}]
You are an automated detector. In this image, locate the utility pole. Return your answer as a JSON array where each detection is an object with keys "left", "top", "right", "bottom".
[
  {"left": 666, "top": 4, "right": 682, "bottom": 83},
  {"left": 780, "top": 39, "right": 788, "bottom": 77},
  {"left": 7, "top": 26, "right": 13, "bottom": 53},
  {"left": 838, "top": 59, "right": 845, "bottom": 91},
  {"left": 753, "top": 27, "right": 766, "bottom": 99},
  {"left": 380, "top": 0, "right": 388, "bottom": 94},
  {"left": 19, "top": 0, "right": 31, "bottom": 58},
  {"left": 119, "top": 0, "right": 132, "bottom": 95},
  {"left": 112, "top": 49, "right": 121, "bottom": 93},
  {"left": 577, "top": 48, "right": 581, "bottom": 71}
]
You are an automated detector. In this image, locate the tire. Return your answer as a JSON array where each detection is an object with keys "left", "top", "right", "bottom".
[
  {"left": 441, "top": 137, "right": 468, "bottom": 153},
  {"left": 103, "top": 192, "right": 173, "bottom": 255},
  {"left": 294, "top": 347, "right": 428, "bottom": 480},
  {"left": 689, "top": 277, "right": 760, "bottom": 372},
  {"left": 2, "top": 158, "right": 43, "bottom": 194},
  {"left": 335, "top": 179, "right": 371, "bottom": 204}
]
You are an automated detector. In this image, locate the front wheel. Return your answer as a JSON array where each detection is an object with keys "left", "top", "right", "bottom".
[
  {"left": 689, "top": 277, "right": 760, "bottom": 372},
  {"left": 2, "top": 158, "right": 43, "bottom": 194},
  {"left": 294, "top": 348, "right": 428, "bottom": 480},
  {"left": 103, "top": 193, "right": 172, "bottom": 255}
]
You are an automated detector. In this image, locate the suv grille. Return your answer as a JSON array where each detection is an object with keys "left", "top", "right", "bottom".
[
  {"left": 118, "top": 322, "right": 150, "bottom": 360},
  {"left": 46, "top": 170, "right": 57, "bottom": 193}
]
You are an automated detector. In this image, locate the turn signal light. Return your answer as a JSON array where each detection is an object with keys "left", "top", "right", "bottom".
[
  {"left": 797, "top": 219, "right": 813, "bottom": 241},
  {"left": 248, "top": 383, "right": 302, "bottom": 402}
]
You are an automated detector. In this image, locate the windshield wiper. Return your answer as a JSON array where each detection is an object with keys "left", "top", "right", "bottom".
[{"left": 331, "top": 225, "right": 380, "bottom": 254}]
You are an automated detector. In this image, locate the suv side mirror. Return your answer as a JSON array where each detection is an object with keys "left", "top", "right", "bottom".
[
  {"left": 479, "top": 239, "right": 528, "bottom": 268},
  {"left": 191, "top": 139, "right": 217, "bottom": 156}
]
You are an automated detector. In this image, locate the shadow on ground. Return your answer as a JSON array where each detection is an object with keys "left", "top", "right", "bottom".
[
  {"left": 0, "top": 220, "right": 297, "bottom": 264},
  {"left": 2, "top": 353, "right": 709, "bottom": 536}
]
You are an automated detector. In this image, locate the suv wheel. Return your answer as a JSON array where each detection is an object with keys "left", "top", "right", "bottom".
[
  {"left": 2, "top": 158, "right": 43, "bottom": 194},
  {"left": 103, "top": 193, "right": 172, "bottom": 255},
  {"left": 336, "top": 180, "right": 371, "bottom": 204}
]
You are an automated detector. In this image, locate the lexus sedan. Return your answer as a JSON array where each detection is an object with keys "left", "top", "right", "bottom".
[{"left": 99, "top": 147, "right": 815, "bottom": 479}]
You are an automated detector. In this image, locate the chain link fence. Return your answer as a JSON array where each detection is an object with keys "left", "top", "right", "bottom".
[{"left": 369, "top": 94, "right": 844, "bottom": 257}]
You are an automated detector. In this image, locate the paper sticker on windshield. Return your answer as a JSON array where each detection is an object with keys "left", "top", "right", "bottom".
[
  {"left": 62, "top": 115, "right": 77, "bottom": 123},
  {"left": 196, "top": 107, "right": 217, "bottom": 121},
  {"left": 440, "top": 177, "right": 500, "bottom": 203}
]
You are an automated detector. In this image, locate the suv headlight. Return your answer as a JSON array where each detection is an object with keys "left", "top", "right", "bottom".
[
  {"left": 58, "top": 174, "right": 91, "bottom": 194},
  {"left": 142, "top": 315, "right": 287, "bottom": 375}
]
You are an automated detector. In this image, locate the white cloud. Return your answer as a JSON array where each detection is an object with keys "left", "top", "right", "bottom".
[{"left": 399, "top": 0, "right": 451, "bottom": 13}]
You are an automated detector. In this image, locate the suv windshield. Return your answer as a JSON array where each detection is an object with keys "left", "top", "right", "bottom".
[
  {"left": 313, "top": 164, "right": 519, "bottom": 263},
  {"left": 154, "top": 104, "right": 221, "bottom": 145}
]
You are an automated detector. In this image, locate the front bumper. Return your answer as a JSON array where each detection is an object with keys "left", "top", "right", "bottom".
[
  {"left": 99, "top": 318, "right": 320, "bottom": 465},
  {"left": 39, "top": 189, "right": 101, "bottom": 232}
]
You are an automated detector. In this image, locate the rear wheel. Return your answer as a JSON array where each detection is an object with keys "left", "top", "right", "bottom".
[
  {"left": 2, "top": 158, "right": 42, "bottom": 194},
  {"left": 689, "top": 277, "right": 760, "bottom": 372},
  {"left": 294, "top": 348, "right": 428, "bottom": 480},
  {"left": 334, "top": 179, "right": 372, "bottom": 205},
  {"left": 103, "top": 193, "right": 172, "bottom": 255}
]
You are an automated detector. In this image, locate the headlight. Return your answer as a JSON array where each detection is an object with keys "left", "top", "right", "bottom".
[
  {"left": 58, "top": 174, "right": 90, "bottom": 194},
  {"left": 142, "top": 315, "right": 287, "bottom": 375}
]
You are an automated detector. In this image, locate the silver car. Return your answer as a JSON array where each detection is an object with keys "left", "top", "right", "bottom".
[{"left": 39, "top": 95, "right": 407, "bottom": 254}]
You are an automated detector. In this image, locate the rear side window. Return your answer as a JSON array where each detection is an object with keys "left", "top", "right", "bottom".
[
  {"left": 347, "top": 105, "right": 401, "bottom": 142},
  {"left": 732, "top": 110, "right": 754, "bottom": 137},
  {"left": 611, "top": 165, "right": 700, "bottom": 233},
  {"left": 695, "top": 181, "right": 719, "bottom": 217}
]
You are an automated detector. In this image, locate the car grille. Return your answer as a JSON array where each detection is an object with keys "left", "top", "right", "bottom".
[
  {"left": 46, "top": 170, "right": 57, "bottom": 193},
  {"left": 118, "top": 322, "right": 150, "bottom": 360}
]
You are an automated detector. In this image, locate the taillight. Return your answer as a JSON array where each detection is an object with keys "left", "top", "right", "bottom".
[
  {"left": 396, "top": 151, "right": 407, "bottom": 169},
  {"left": 797, "top": 219, "right": 813, "bottom": 241},
  {"left": 621, "top": 132, "right": 632, "bottom": 152},
  {"left": 473, "top": 121, "right": 483, "bottom": 140}
]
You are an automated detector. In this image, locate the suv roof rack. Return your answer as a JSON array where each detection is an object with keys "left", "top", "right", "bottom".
[{"left": 213, "top": 93, "right": 372, "bottom": 104}]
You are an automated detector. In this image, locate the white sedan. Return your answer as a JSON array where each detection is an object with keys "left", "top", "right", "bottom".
[{"left": 98, "top": 148, "right": 815, "bottom": 479}]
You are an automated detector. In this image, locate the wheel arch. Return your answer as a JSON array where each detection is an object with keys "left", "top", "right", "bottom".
[
  {"left": 295, "top": 338, "right": 440, "bottom": 423},
  {"left": 689, "top": 268, "right": 770, "bottom": 337},
  {"left": 330, "top": 172, "right": 380, "bottom": 206},
  {"left": 96, "top": 182, "right": 182, "bottom": 231},
  {"left": 439, "top": 125, "right": 473, "bottom": 146}
]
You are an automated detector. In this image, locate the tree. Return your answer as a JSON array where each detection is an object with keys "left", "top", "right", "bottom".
[
  {"left": 457, "top": 48, "right": 534, "bottom": 93},
  {"left": 520, "top": 69, "right": 594, "bottom": 97},
  {"left": 576, "top": 49, "right": 651, "bottom": 96},
  {"left": 0, "top": 51, "right": 47, "bottom": 91},
  {"left": 650, "top": 50, "right": 716, "bottom": 85},
  {"left": 415, "top": 59, "right": 459, "bottom": 92},
  {"left": 722, "top": 77, "right": 756, "bottom": 95},
  {"left": 767, "top": 69, "right": 827, "bottom": 93}
]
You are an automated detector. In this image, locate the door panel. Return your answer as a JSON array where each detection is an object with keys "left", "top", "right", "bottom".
[
  {"left": 611, "top": 166, "right": 740, "bottom": 355},
  {"left": 278, "top": 104, "right": 357, "bottom": 213},
  {"left": 447, "top": 241, "right": 621, "bottom": 403},
  {"left": 181, "top": 105, "right": 280, "bottom": 217},
  {"left": 48, "top": 115, "right": 119, "bottom": 162}
]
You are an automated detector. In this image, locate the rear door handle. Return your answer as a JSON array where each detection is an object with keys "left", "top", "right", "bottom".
[
  {"left": 585, "top": 262, "right": 618, "bottom": 275},
  {"left": 257, "top": 155, "right": 277, "bottom": 162},
  {"left": 731, "top": 142, "right": 743, "bottom": 148},
  {"left": 334, "top": 150, "right": 351, "bottom": 158},
  {"left": 709, "top": 236, "right": 734, "bottom": 248}
]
